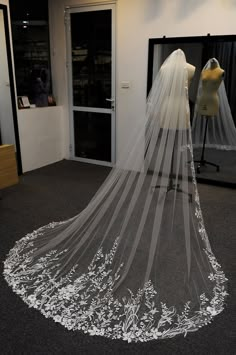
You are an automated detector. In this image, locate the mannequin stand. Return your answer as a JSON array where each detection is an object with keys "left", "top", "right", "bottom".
[
  {"left": 153, "top": 148, "right": 192, "bottom": 203},
  {"left": 194, "top": 116, "right": 220, "bottom": 174}
]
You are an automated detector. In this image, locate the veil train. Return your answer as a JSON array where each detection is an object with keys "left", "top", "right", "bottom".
[{"left": 3, "top": 49, "right": 228, "bottom": 343}]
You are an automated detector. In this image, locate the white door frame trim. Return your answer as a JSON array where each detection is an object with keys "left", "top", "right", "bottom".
[{"left": 65, "top": 3, "right": 116, "bottom": 167}]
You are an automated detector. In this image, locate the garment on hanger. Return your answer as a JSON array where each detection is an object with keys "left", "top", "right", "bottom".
[
  {"left": 192, "top": 58, "right": 236, "bottom": 150},
  {"left": 3, "top": 49, "right": 227, "bottom": 343}
]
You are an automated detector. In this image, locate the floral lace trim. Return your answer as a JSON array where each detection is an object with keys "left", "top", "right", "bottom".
[
  {"left": 3, "top": 224, "right": 228, "bottom": 343},
  {"left": 3, "top": 147, "right": 228, "bottom": 342},
  {"left": 192, "top": 143, "right": 236, "bottom": 151}
]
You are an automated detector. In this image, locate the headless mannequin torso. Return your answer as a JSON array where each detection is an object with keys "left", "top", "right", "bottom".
[
  {"left": 197, "top": 58, "right": 224, "bottom": 116},
  {"left": 186, "top": 62, "right": 195, "bottom": 87},
  {"left": 159, "top": 62, "right": 196, "bottom": 129},
  {"left": 194, "top": 58, "right": 223, "bottom": 173},
  {"left": 154, "top": 61, "right": 195, "bottom": 201}
]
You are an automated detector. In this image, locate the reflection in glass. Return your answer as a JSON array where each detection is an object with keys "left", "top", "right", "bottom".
[
  {"left": 147, "top": 37, "right": 236, "bottom": 186},
  {"left": 71, "top": 10, "right": 111, "bottom": 108},
  {"left": 9, "top": 0, "right": 51, "bottom": 102},
  {"left": 74, "top": 111, "right": 111, "bottom": 162}
]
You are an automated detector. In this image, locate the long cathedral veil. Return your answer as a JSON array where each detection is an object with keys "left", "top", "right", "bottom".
[
  {"left": 192, "top": 58, "right": 236, "bottom": 150},
  {"left": 3, "top": 49, "right": 227, "bottom": 343}
]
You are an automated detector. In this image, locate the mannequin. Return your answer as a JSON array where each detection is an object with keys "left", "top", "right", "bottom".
[
  {"left": 159, "top": 62, "right": 195, "bottom": 130},
  {"left": 194, "top": 58, "right": 223, "bottom": 173},
  {"left": 154, "top": 62, "right": 195, "bottom": 200},
  {"left": 192, "top": 57, "right": 236, "bottom": 151},
  {"left": 186, "top": 62, "right": 196, "bottom": 88},
  {"left": 197, "top": 58, "right": 224, "bottom": 116}
]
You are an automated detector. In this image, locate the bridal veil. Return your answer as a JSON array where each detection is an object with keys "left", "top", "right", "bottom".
[
  {"left": 3, "top": 49, "right": 227, "bottom": 343},
  {"left": 192, "top": 58, "right": 236, "bottom": 150}
]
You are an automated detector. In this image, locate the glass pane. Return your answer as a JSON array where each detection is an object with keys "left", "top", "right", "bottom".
[
  {"left": 71, "top": 10, "right": 111, "bottom": 108},
  {"left": 9, "top": 0, "right": 52, "bottom": 105},
  {"left": 0, "top": 9, "right": 15, "bottom": 146},
  {"left": 74, "top": 111, "right": 111, "bottom": 162}
]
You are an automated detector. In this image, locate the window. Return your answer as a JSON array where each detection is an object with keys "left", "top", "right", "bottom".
[{"left": 9, "top": 0, "right": 53, "bottom": 107}]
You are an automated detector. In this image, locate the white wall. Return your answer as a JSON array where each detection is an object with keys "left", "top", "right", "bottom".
[
  {"left": 17, "top": 106, "right": 65, "bottom": 172},
  {"left": 0, "top": 0, "right": 8, "bottom": 7},
  {"left": 0, "top": 0, "right": 67, "bottom": 173},
  {"left": 49, "top": 0, "right": 236, "bottom": 161}
]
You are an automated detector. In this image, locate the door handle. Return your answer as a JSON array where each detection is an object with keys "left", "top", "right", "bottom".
[{"left": 106, "top": 98, "right": 115, "bottom": 111}]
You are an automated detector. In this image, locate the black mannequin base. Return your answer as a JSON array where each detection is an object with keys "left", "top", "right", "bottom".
[
  {"left": 153, "top": 178, "right": 192, "bottom": 203},
  {"left": 195, "top": 159, "right": 220, "bottom": 174}
]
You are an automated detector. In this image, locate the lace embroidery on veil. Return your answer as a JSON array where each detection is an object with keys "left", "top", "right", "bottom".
[{"left": 3, "top": 49, "right": 228, "bottom": 343}]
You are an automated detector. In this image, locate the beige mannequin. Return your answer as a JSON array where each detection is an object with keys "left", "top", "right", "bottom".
[
  {"left": 197, "top": 58, "right": 224, "bottom": 116},
  {"left": 186, "top": 62, "right": 195, "bottom": 87},
  {"left": 159, "top": 62, "right": 196, "bottom": 129}
]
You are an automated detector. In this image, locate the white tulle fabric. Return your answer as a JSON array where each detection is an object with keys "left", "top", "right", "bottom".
[
  {"left": 192, "top": 58, "right": 236, "bottom": 150},
  {"left": 3, "top": 50, "right": 227, "bottom": 343}
]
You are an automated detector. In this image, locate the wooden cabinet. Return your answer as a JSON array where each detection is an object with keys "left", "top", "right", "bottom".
[{"left": 0, "top": 145, "right": 19, "bottom": 189}]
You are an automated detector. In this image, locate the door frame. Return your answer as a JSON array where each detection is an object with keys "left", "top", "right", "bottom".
[
  {"left": 65, "top": 2, "right": 116, "bottom": 167},
  {"left": 0, "top": 4, "right": 22, "bottom": 174}
]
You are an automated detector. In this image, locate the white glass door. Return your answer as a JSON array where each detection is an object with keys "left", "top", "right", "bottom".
[{"left": 66, "top": 4, "right": 116, "bottom": 166}]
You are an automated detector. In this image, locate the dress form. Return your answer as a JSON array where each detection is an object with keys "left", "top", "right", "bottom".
[
  {"left": 195, "top": 58, "right": 223, "bottom": 173},
  {"left": 159, "top": 62, "right": 196, "bottom": 130},
  {"left": 197, "top": 58, "right": 224, "bottom": 116},
  {"left": 192, "top": 57, "right": 236, "bottom": 151},
  {"left": 154, "top": 62, "right": 195, "bottom": 201}
]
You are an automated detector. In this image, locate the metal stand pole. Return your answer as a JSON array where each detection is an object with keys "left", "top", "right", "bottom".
[
  {"left": 194, "top": 116, "right": 220, "bottom": 174},
  {"left": 153, "top": 133, "right": 192, "bottom": 202}
]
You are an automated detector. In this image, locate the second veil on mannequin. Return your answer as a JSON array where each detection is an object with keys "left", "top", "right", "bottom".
[{"left": 192, "top": 58, "right": 236, "bottom": 150}]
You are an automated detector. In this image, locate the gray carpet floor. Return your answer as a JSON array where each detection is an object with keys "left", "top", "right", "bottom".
[
  {"left": 0, "top": 160, "right": 235, "bottom": 355},
  {"left": 193, "top": 148, "right": 236, "bottom": 185}
]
